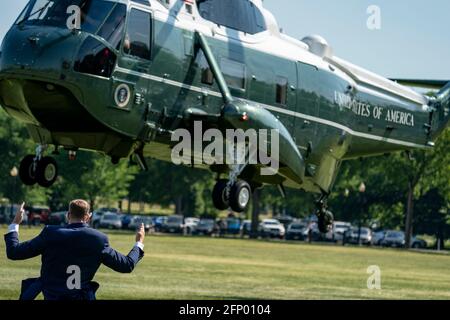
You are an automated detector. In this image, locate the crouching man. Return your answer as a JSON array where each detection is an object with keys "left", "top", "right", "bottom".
[{"left": 4, "top": 200, "right": 145, "bottom": 300}]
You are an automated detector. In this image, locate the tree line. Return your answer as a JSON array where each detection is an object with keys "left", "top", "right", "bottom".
[{"left": 0, "top": 108, "right": 448, "bottom": 247}]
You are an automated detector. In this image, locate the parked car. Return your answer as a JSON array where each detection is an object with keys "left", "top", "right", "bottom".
[
  {"left": 332, "top": 222, "right": 353, "bottom": 241},
  {"left": 371, "top": 230, "right": 387, "bottom": 246},
  {"left": 98, "top": 207, "right": 121, "bottom": 214},
  {"left": 192, "top": 219, "right": 216, "bottom": 236},
  {"left": 25, "top": 205, "right": 51, "bottom": 225},
  {"left": 259, "top": 219, "right": 285, "bottom": 239},
  {"left": 305, "top": 222, "right": 323, "bottom": 242},
  {"left": 274, "top": 215, "right": 294, "bottom": 229},
  {"left": 226, "top": 217, "right": 241, "bottom": 235},
  {"left": 48, "top": 211, "right": 67, "bottom": 226},
  {"left": 163, "top": 215, "right": 185, "bottom": 233},
  {"left": 240, "top": 220, "right": 252, "bottom": 238},
  {"left": 381, "top": 231, "right": 405, "bottom": 247},
  {"left": 347, "top": 227, "right": 373, "bottom": 245},
  {"left": 91, "top": 210, "right": 106, "bottom": 228},
  {"left": 381, "top": 230, "right": 428, "bottom": 249},
  {"left": 121, "top": 214, "right": 132, "bottom": 229},
  {"left": 411, "top": 236, "right": 428, "bottom": 249},
  {"left": 286, "top": 222, "right": 308, "bottom": 241},
  {"left": 129, "top": 215, "right": 153, "bottom": 232},
  {"left": 153, "top": 216, "right": 168, "bottom": 232},
  {"left": 184, "top": 217, "right": 200, "bottom": 234},
  {"left": 98, "top": 213, "right": 122, "bottom": 229},
  {"left": 0, "top": 205, "right": 22, "bottom": 224}
]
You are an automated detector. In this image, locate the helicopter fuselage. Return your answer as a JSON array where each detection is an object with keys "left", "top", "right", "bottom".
[{"left": 0, "top": 0, "right": 438, "bottom": 197}]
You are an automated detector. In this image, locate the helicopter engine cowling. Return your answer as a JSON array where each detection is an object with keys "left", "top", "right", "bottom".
[
  {"left": 220, "top": 100, "right": 305, "bottom": 185},
  {"left": 431, "top": 82, "right": 450, "bottom": 141}
]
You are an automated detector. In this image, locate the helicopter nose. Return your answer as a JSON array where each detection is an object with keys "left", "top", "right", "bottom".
[{"left": 0, "top": 26, "right": 78, "bottom": 80}]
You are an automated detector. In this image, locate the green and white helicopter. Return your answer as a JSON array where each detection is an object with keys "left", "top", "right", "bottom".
[{"left": 0, "top": 0, "right": 448, "bottom": 231}]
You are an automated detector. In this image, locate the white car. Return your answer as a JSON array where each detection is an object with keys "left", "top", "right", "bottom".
[
  {"left": 99, "top": 213, "right": 122, "bottom": 230},
  {"left": 259, "top": 219, "right": 286, "bottom": 239},
  {"left": 184, "top": 217, "right": 200, "bottom": 234},
  {"left": 326, "top": 221, "right": 353, "bottom": 241}
]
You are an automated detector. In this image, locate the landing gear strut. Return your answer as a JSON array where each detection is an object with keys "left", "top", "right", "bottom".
[
  {"left": 211, "top": 145, "right": 255, "bottom": 213},
  {"left": 19, "top": 145, "right": 59, "bottom": 188},
  {"left": 316, "top": 194, "right": 334, "bottom": 233}
]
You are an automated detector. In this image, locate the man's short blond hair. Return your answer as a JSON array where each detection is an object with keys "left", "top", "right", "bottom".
[{"left": 69, "top": 199, "right": 90, "bottom": 219}]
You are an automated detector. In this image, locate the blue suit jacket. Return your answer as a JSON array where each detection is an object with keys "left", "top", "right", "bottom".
[{"left": 4, "top": 223, "right": 144, "bottom": 300}]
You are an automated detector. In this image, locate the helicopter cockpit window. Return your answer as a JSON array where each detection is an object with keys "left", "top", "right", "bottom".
[
  {"left": 196, "top": 0, "right": 267, "bottom": 35},
  {"left": 123, "top": 9, "right": 152, "bottom": 61},
  {"left": 16, "top": 0, "right": 115, "bottom": 35}
]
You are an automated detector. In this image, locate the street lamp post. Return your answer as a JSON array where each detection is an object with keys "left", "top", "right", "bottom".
[{"left": 358, "top": 182, "right": 366, "bottom": 245}]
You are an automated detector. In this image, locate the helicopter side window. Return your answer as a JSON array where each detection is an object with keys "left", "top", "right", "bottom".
[
  {"left": 196, "top": 52, "right": 214, "bottom": 85},
  {"left": 196, "top": 0, "right": 267, "bottom": 35},
  {"left": 123, "top": 9, "right": 152, "bottom": 61},
  {"left": 97, "top": 4, "right": 127, "bottom": 50},
  {"left": 221, "top": 58, "right": 246, "bottom": 90},
  {"left": 276, "top": 76, "right": 288, "bottom": 105}
]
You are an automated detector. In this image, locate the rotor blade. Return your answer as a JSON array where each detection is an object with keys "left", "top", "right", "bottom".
[{"left": 390, "top": 79, "right": 449, "bottom": 90}]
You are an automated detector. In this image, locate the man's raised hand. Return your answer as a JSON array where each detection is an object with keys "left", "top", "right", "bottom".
[
  {"left": 13, "top": 202, "right": 25, "bottom": 225},
  {"left": 136, "top": 223, "right": 145, "bottom": 244}
]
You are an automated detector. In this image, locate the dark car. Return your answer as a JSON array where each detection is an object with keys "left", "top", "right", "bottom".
[
  {"left": 129, "top": 215, "right": 153, "bottom": 232},
  {"left": 153, "top": 216, "right": 168, "bottom": 232},
  {"left": 0, "top": 205, "right": 21, "bottom": 224},
  {"left": 381, "top": 230, "right": 428, "bottom": 248},
  {"left": 192, "top": 219, "right": 216, "bottom": 236},
  {"left": 240, "top": 220, "right": 252, "bottom": 238},
  {"left": 286, "top": 222, "right": 308, "bottom": 241},
  {"left": 26, "top": 206, "right": 51, "bottom": 225},
  {"left": 163, "top": 215, "right": 185, "bottom": 234},
  {"left": 226, "top": 218, "right": 241, "bottom": 235},
  {"left": 48, "top": 211, "right": 67, "bottom": 226},
  {"left": 121, "top": 214, "right": 132, "bottom": 229},
  {"left": 381, "top": 231, "right": 405, "bottom": 248}
]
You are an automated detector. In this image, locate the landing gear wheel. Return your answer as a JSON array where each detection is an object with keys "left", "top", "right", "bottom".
[
  {"left": 229, "top": 180, "right": 252, "bottom": 213},
  {"left": 212, "top": 179, "right": 230, "bottom": 210},
  {"left": 19, "top": 155, "right": 37, "bottom": 186},
  {"left": 318, "top": 210, "right": 334, "bottom": 233},
  {"left": 35, "top": 157, "right": 58, "bottom": 188}
]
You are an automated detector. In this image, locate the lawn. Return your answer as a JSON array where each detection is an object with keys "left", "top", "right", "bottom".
[{"left": 1, "top": 226, "right": 450, "bottom": 300}]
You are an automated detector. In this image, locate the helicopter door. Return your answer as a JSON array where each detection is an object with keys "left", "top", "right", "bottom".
[
  {"left": 294, "top": 62, "right": 319, "bottom": 155},
  {"left": 111, "top": 6, "right": 153, "bottom": 114}
]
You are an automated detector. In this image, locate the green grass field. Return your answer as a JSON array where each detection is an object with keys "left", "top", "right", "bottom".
[{"left": 1, "top": 226, "right": 450, "bottom": 300}]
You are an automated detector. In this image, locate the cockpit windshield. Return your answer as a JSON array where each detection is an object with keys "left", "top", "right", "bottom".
[{"left": 16, "top": 0, "right": 115, "bottom": 34}]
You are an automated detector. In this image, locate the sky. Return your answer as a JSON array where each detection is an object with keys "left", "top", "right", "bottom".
[{"left": 0, "top": 0, "right": 449, "bottom": 80}]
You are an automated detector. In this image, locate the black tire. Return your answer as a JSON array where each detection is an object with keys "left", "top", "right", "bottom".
[
  {"left": 35, "top": 157, "right": 58, "bottom": 188},
  {"left": 212, "top": 179, "right": 230, "bottom": 210},
  {"left": 19, "top": 155, "right": 37, "bottom": 186},
  {"left": 229, "top": 180, "right": 252, "bottom": 213},
  {"left": 318, "top": 210, "right": 334, "bottom": 233}
]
